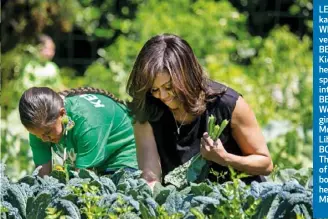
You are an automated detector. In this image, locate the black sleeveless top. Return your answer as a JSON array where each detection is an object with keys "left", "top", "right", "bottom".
[{"left": 149, "top": 81, "right": 264, "bottom": 184}]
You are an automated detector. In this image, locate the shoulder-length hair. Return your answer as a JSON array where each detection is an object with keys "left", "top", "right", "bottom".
[{"left": 127, "top": 34, "right": 223, "bottom": 123}]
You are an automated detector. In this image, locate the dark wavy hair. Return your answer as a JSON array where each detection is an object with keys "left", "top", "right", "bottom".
[{"left": 126, "top": 33, "right": 224, "bottom": 123}]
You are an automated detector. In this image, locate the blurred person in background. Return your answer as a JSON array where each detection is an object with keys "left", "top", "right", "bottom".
[{"left": 21, "top": 34, "right": 64, "bottom": 90}]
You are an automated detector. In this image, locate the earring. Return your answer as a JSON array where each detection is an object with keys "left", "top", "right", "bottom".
[
  {"left": 62, "top": 115, "right": 69, "bottom": 125},
  {"left": 62, "top": 115, "right": 75, "bottom": 136}
]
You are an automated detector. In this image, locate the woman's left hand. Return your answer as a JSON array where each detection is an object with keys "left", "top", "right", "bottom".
[{"left": 200, "top": 132, "right": 228, "bottom": 166}]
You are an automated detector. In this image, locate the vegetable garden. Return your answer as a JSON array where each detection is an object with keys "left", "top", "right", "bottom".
[
  {"left": 1, "top": 0, "right": 313, "bottom": 218},
  {"left": 1, "top": 164, "right": 313, "bottom": 219}
]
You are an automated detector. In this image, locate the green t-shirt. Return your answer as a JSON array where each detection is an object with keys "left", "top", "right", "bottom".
[{"left": 29, "top": 93, "right": 138, "bottom": 172}]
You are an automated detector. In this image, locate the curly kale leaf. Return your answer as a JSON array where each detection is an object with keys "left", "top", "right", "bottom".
[
  {"left": 162, "top": 192, "right": 191, "bottom": 215},
  {"left": 4, "top": 183, "right": 30, "bottom": 218},
  {"left": 27, "top": 191, "right": 52, "bottom": 219},
  {"left": 164, "top": 118, "right": 229, "bottom": 188},
  {"left": 1, "top": 201, "right": 22, "bottom": 219},
  {"left": 51, "top": 199, "right": 81, "bottom": 219},
  {"left": 99, "top": 176, "right": 117, "bottom": 194}
]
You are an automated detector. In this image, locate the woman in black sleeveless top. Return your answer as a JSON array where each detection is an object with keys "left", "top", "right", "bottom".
[{"left": 126, "top": 34, "right": 273, "bottom": 189}]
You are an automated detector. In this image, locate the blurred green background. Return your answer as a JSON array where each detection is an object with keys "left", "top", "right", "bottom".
[{"left": 1, "top": 0, "right": 313, "bottom": 181}]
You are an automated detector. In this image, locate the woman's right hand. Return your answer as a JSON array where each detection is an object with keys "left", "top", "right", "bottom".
[
  {"left": 147, "top": 180, "right": 159, "bottom": 192},
  {"left": 134, "top": 121, "right": 162, "bottom": 185}
]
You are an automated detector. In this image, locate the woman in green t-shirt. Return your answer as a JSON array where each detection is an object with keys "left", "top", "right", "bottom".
[{"left": 19, "top": 86, "right": 138, "bottom": 177}]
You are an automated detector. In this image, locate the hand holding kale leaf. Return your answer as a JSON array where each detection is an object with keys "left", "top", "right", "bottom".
[{"left": 164, "top": 116, "right": 229, "bottom": 188}]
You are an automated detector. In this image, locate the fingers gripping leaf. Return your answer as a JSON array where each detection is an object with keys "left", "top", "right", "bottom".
[{"left": 164, "top": 117, "right": 229, "bottom": 188}]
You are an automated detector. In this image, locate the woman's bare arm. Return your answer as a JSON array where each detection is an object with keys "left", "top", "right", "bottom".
[{"left": 134, "top": 121, "right": 162, "bottom": 187}]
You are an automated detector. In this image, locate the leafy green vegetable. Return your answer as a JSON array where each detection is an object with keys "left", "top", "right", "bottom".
[
  {"left": 208, "top": 115, "right": 216, "bottom": 139},
  {"left": 1, "top": 163, "right": 313, "bottom": 219},
  {"left": 164, "top": 117, "right": 229, "bottom": 188}
]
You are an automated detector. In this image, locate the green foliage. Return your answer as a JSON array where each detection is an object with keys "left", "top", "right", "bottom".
[
  {"left": 81, "top": 0, "right": 313, "bottom": 170},
  {"left": 208, "top": 118, "right": 229, "bottom": 141},
  {"left": 1, "top": 0, "right": 313, "bottom": 190},
  {"left": 1, "top": 163, "right": 313, "bottom": 219},
  {"left": 264, "top": 124, "right": 312, "bottom": 169},
  {"left": 267, "top": 167, "right": 313, "bottom": 189},
  {"left": 250, "top": 182, "right": 312, "bottom": 219},
  {"left": 213, "top": 167, "right": 260, "bottom": 219},
  {"left": 27, "top": 192, "right": 53, "bottom": 219},
  {"left": 45, "top": 207, "right": 66, "bottom": 219},
  {"left": 251, "top": 26, "right": 312, "bottom": 123},
  {"left": 82, "top": 61, "right": 124, "bottom": 98},
  {"left": 1, "top": 117, "right": 34, "bottom": 181},
  {"left": 163, "top": 154, "right": 207, "bottom": 188},
  {"left": 2, "top": 0, "right": 81, "bottom": 52},
  {"left": 89, "top": 0, "right": 261, "bottom": 99},
  {"left": 1, "top": 45, "right": 37, "bottom": 118},
  {"left": 75, "top": 0, "right": 142, "bottom": 38},
  {"left": 289, "top": 0, "right": 313, "bottom": 17}
]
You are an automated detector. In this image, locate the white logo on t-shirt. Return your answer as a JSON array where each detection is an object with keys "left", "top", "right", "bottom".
[{"left": 80, "top": 94, "right": 105, "bottom": 108}]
